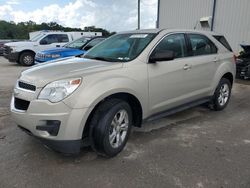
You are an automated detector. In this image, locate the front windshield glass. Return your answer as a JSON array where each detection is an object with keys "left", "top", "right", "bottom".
[
  {"left": 64, "top": 37, "right": 91, "bottom": 49},
  {"left": 84, "top": 33, "right": 156, "bottom": 62},
  {"left": 30, "top": 33, "right": 46, "bottom": 42}
]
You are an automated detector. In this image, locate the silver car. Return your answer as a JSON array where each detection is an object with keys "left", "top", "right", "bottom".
[{"left": 11, "top": 29, "right": 236, "bottom": 157}]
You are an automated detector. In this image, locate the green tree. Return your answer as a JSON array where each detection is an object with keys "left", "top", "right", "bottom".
[{"left": 0, "top": 20, "right": 115, "bottom": 39}]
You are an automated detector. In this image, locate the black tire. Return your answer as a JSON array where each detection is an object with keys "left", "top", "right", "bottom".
[
  {"left": 89, "top": 99, "right": 133, "bottom": 157},
  {"left": 210, "top": 78, "right": 232, "bottom": 111},
  {"left": 20, "top": 52, "right": 35, "bottom": 66}
]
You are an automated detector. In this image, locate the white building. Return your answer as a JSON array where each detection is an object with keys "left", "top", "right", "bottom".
[{"left": 157, "top": 0, "right": 250, "bottom": 52}]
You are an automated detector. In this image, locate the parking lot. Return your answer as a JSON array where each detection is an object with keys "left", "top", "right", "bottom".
[{"left": 0, "top": 57, "right": 250, "bottom": 188}]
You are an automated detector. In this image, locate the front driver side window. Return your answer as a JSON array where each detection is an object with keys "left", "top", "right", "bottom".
[
  {"left": 152, "top": 33, "right": 188, "bottom": 59},
  {"left": 40, "top": 34, "right": 58, "bottom": 45}
]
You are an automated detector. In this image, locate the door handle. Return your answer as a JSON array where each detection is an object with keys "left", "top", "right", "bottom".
[
  {"left": 56, "top": 45, "right": 60, "bottom": 47},
  {"left": 183, "top": 64, "right": 191, "bottom": 70}
]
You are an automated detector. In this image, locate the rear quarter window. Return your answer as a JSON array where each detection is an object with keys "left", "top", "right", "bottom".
[{"left": 213, "top": 35, "right": 232, "bottom": 52}]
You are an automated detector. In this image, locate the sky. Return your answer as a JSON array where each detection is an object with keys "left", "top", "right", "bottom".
[{"left": 0, "top": 0, "right": 158, "bottom": 32}]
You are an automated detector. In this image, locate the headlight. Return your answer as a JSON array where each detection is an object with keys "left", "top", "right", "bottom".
[
  {"left": 38, "top": 78, "right": 81, "bottom": 103},
  {"left": 44, "top": 54, "right": 61, "bottom": 58},
  {"left": 9, "top": 46, "right": 17, "bottom": 52}
]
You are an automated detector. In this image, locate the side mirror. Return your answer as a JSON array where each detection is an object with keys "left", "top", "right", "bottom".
[
  {"left": 149, "top": 50, "right": 175, "bottom": 63},
  {"left": 40, "top": 40, "right": 48, "bottom": 45}
]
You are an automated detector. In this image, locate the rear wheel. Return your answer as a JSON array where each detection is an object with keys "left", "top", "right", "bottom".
[
  {"left": 89, "top": 99, "right": 132, "bottom": 157},
  {"left": 210, "top": 78, "right": 232, "bottom": 111},
  {"left": 20, "top": 52, "right": 35, "bottom": 66}
]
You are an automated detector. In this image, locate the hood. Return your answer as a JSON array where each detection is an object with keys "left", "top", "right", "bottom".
[
  {"left": 20, "top": 57, "right": 123, "bottom": 87},
  {"left": 39, "top": 47, "right": 85, "bottom": 54},
  {"left": 5, "top": 41, "right": 36, "bottom": 47}
]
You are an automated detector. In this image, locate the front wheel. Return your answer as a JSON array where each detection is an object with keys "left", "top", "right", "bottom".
[
  {"left": 210, "top": 78, "right": 232, "bottom": 111},
  {"left": 89, "top": 99, "right": 132, "bottom": 157},
  {"left": 20, "top": 52, "right": 35, "bottom": 66}
]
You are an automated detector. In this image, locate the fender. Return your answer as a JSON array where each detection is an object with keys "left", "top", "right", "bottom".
[
  {"left": 63, "top": 76, "right": 148, "bottom": 140},
  {"left": 210, "top": 58, "right": 235, "bottom": 96},
  {"left": 63, "top": 75, "right": 148, "bottom": 113},
  {"left": 18, "top": 49, "right": 36, "bottom": 59}
]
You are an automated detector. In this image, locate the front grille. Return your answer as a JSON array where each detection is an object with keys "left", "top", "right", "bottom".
[
  {"left": 36, "top": 53, "right": 46, "bottom": 59},
  {"left": 3, "top": 45, "right": 11, "bottom": 55},
  {"left": 14, "top": 98, "right": 30, "bottom": 111},
  {"left": 18, "top": 81, "right": 36, "bottom": 91},
  {"left": 0, "top": 47, "right": 4, "bottom": 55}
]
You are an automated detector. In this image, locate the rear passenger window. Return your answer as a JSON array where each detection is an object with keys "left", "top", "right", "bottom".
[
  {"left": 189, "top": 34, "right": 217, "bottom": 56},
  {"left": 57, "top": 34, "right": 69, "bottom": 43},
  {"left": 153, "top": 34, "right": 188, "bottom": 59}
]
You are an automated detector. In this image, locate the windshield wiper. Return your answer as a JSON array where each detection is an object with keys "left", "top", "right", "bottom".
[{"left": 85, "top": 56, "right": 116, "bottom": 62}]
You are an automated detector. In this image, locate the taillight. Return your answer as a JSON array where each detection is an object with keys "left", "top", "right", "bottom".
[{"left": 233, "top": 54, "right": 237, "bottom": 64}]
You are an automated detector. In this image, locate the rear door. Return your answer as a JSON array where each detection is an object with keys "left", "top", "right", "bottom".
[{"left": 183, "top": 33, "right": 219, "bottom": 98}]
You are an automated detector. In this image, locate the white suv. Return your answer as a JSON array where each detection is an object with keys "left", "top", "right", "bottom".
[
  {"left": 11, "top": 29, "right": 236, "bottom": 157},
  {"left": 4, "top": 32, "right": 75, "bottom": 66}
]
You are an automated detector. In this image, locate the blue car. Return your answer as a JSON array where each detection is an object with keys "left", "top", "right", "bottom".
[{"left": 35, "top": 36, "right": 105, "bottom": 63}]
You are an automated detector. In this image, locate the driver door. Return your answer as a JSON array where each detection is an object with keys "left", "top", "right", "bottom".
[
  {"left": 148, "top": 33, "right": 192, "bottom": 115},
  {"left": 38, "top": 34, "right": 69, "bottom": 52}
]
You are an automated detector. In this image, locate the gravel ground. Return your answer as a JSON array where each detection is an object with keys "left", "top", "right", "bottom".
[{"left": 0, "top": 57, "right": 250, "bottom": 188}]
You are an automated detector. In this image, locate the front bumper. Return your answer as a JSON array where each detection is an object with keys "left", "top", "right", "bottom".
[
  {"left": 18, "top": 125, "right": 83, "bottom": 154},
  {"left": 0, "top": 47, "right": 4, "bottom": 55},
  {"left": 11, "top": 95, "right": 90, "bottom": 153},
  {"left": 4, "top": 52, "right": 19, "bottom": 62},
  {"left": 35, "top": 55, "right": 57, "bottom": 64}
]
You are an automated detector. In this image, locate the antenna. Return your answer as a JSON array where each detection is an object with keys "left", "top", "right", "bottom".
[{"left": 138, "top": 0, "right": 140, "bottom": 30}]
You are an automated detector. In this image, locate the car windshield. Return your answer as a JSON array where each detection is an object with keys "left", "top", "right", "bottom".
[
  {"left": 84, "top": 33, "right": 156, "bottom": 62},
  {"left": 30, "top": 33, "right": 46, "bottom": 42},
  {"left": 64, "top": 37, "right": 91, "bottom": 49}
]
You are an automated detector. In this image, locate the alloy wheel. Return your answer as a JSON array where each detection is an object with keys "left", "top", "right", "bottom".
[
  {"left": 109, "top": 109, "right": 129, "bottom": 148},
  {"left": 218, "top": 83, "right": 230, "bottom": 106}
]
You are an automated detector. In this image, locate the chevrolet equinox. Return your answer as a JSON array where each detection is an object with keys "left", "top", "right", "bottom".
[{"left": 11, "top": 29, "right": 236, "bottom": 157}]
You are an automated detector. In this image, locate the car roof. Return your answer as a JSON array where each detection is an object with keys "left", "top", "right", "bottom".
[
  {"left": 118, "top": 28, "right": 222, "bottom": 36},
  {"left": 119, "top": 29, "right": 162, "bottom": 34},
  {"left": 78, "top": 36, "right": 105, "bottom": 40}
]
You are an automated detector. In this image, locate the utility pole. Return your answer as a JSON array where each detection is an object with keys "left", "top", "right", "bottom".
[
  {"left": 211, "top": 0, "right": 217, "bottom": 31},
  {"left": 138, "top": 0, "right": 140, "bottom": 30}
]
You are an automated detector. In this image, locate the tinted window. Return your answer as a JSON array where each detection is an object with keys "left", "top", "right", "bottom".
[
  {"left": 153, "top": 34, "right": 188, "bottom": 58},
  {"left": 41, "top": 34, "right": 69, "bottom": 44},
  {"left": 213, "top": 35, "right": 232, "bottom": 52},
  {"left": 42, "top": 35, "right": 57, "bottom": 44},
  {"left": 65, "top": 37, "right": 90, "bottom": 49},
  {"left": 58, "top": 34, "right": 69, "bottom": 43},
  {"left": 189, "top": 34, "right": 217, "bottom": 56},
  {"left": 83, "top": 38, "right": 105, "bottom": 49}
]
